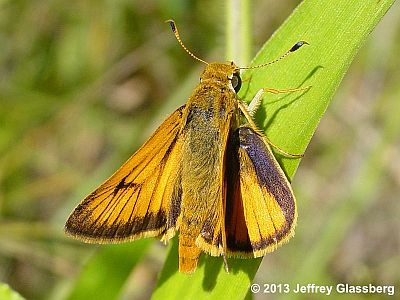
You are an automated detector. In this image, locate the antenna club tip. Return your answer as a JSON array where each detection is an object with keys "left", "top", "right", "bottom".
[
  {"left": 165, "top": 19, "right": 176, "bottom": 31},
  {"left": 290, "top": 40, "right": 309, "bottom": 52}
]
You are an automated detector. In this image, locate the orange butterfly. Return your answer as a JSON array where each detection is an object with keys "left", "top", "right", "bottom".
[{"left": 65, "top": 20, "right": 308, "bottom": 273}]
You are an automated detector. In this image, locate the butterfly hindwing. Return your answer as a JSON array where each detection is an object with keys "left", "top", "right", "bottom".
[
  {"left": 226, "top": 126, "right": 297, "bottom": 257},
  {"left": 65, "top": 106, "right": 186, "bottom": 243}
]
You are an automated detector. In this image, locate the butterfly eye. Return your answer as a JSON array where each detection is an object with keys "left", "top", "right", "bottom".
[{"left": 231, "top": 72, "right": 242, "bottom": 93}]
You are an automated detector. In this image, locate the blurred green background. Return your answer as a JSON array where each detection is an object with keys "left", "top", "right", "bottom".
[{"left": 0, "top": 1, "right": 399, "bottom": 299}]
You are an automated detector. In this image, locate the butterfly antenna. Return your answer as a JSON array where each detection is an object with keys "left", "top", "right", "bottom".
[
  {"left": 240, "top": 41, "right": 309, "bottom": 70},
  {"left": 166, "top": 19, "right": 209, "bottom": 65}
]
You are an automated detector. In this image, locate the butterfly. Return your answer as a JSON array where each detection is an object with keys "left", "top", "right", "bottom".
[{"left": 65, "top": 20, "right": 308, "bottom": 273}]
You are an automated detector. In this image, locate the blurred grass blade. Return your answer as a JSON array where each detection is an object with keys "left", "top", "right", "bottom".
[
  {"left": 152, "top": 0, "right": 395, "bottom": 299},
  {"left": 0, "top": 283, "right": 25, "bottom": 300},
  {"left": 65, "top": 241, "right": 151, "bottom": 300},
  {"left": 226, "top": 0, "right": 252, "bottom": 65}
]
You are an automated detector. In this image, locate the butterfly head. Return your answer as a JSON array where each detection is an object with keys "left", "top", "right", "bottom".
[{"left": 200, "top": 62, "right": 242, "bottom": 93}]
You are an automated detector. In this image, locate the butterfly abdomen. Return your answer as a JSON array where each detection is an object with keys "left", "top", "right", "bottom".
[{"left": 178, "top": 221, "right": 202, "bottom": 273}]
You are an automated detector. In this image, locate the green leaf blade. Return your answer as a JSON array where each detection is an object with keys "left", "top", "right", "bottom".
[{"left": 153, "top": 0, "right": 395, "bottom": 299}]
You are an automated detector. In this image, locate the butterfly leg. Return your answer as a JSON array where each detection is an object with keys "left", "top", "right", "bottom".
[
  {"left": 222, "top": 253, "right": 229, "bottom": 272},
  {"left": 247, "top": 87, "right": 310, "bottom": 117},
  {"left": 238, "top": 86, "right": 310, "bottom": 158}
]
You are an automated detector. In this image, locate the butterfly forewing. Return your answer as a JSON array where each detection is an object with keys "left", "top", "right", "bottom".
[{"left": 65, "top": 106, "right": 186, "bottom": 243}]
